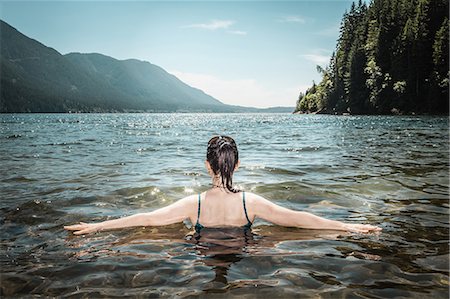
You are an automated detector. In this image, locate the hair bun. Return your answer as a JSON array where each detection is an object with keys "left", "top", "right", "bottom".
[{"left": 218, "top": 140, "right": 231, "bottom": 149}]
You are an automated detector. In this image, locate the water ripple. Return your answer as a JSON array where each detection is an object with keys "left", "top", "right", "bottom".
[{"left": 0, "top": 114, "right": 448, "bottom": 298}]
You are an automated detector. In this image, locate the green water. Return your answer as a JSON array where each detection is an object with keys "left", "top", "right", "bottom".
[{"left": 1, "top": 113, "right": 448, "bottom": 297}]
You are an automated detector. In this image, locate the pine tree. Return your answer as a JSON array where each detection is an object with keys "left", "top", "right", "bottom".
[{"left": 295, "top": 0, "right": 448, "bottom": 115}]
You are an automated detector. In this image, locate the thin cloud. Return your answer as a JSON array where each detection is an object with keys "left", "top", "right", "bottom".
[
  {"left": 227, "top": 30, "right": 247, "bottom": 35},
  {"left": 183, "top": 20, "right": 235, "bottom": 30},
  {"left": 302, "top": 54, "right": 330, "bottom": 65},
  {"left": 300, "top": 49, "right": 331, "bottom": 66},
  {"left": 278, "top": 15, "right": 306, "bottom": 24}
]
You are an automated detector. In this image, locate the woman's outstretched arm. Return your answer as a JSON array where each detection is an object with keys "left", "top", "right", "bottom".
[
  {"left": 64, "top": 195, "right": 197, "bottom": 235},
  {"left": 248, "top": 193, "right": 381, "bottom": 233}
]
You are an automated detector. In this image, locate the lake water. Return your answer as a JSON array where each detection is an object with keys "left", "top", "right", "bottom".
[{"left": 1, "top": 113, "right": 448, "bottom": 298}]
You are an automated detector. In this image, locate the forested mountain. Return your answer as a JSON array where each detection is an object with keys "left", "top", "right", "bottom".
[
  {"left": 64, "top": 53, "right": 226, "bottom": 111},
  {"left": 295, "top": 0, "right": 449, "bottom": 115},
  {"left": 1, "top": 20, "right": 288, "bottom": 113},
  {"left": 0, "top": 20, "right": 127, "bottom": 112}
]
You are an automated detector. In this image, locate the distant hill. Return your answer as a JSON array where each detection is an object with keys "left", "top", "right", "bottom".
[
  {"left": 0, "top": 20, "right": 293, "bottom": 113},
  {"left": 63, "top": 52, "right": 228, "bottom": 112}
]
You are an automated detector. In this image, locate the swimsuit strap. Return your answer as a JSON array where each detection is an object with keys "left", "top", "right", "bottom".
[
  {"left": 196, "top": 193, "right": 201, "bottom": 224},
  {"left": 242, "top": 191, "right": 252, "bottom": 224}
]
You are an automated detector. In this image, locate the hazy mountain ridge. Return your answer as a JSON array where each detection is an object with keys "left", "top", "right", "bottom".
[
  {"left": 0, "top": 20, "right": 294, "bottom": 113},
  {"left": 63, "top": 53, "right": 226, "bottom": 111}
]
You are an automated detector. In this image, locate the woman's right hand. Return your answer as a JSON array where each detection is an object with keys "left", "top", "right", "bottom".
[
  {"left": 342, "top": 223, "right": 382, "bottom": 233},
  {"left": 64, "top": 222, "right": 103, "bottom": 235}
]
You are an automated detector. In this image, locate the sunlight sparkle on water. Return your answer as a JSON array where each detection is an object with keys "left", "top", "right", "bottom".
[{"left": 0, "top": 113, "right": 448, "bottom": 298}]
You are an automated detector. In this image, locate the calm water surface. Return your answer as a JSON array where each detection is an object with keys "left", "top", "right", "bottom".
[{"left": 1, "top": 113, "right": 448, "bottom": 298}]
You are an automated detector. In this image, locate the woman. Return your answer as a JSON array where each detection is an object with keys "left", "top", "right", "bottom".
[{"left": 65, "top": 135, "right": 381, "bottom": 235}]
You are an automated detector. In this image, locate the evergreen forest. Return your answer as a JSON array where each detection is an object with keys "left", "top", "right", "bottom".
[{"left": 295, "top": 0, "right": 449, "bottom": 115}]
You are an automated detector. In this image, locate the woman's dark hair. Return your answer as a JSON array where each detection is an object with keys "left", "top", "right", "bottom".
[{"left": 206, "top": 135, "right": 240, "bottom": 193}]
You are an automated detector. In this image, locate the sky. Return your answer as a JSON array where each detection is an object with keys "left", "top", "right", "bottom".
[{"left": 1, "top": 0, "right": 354, "bottom": 108}]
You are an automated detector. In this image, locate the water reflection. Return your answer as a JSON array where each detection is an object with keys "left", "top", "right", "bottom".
[
  {"left": 1, "top": 114, "right": 448, "bottom": 297},
  {"left": 62, "top": 225, "right": 349, "bottom": 294},
  {"left": 188, "top": 228, "right": 257, "bottom": 288}
]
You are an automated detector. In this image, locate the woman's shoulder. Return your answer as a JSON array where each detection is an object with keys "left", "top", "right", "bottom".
[
  {"left": 242, "top": 191, "right": 267, "bottom": 204},
  {"left": 177, "top": 193, "right": 200, "bottom": 206}
]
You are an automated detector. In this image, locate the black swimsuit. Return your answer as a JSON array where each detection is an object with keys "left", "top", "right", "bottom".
[{"left": 194, "top": 191, "right": 252, "bottom": 233}]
